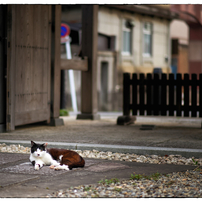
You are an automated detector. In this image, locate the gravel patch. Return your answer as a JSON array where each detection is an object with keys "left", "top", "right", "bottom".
[
  {"left": 0, "top": 143, "right": 201, "bottom": 166},
  {"left": 47, "top": 170, "right": 202, "bottom": 198},
  {"left": 0, "top": 143, "right": 202, "bottom": 198}
]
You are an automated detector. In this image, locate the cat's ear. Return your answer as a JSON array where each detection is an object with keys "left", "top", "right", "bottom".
[
  {"left": 43, "top": 143, "right": 48, "bottom": 147},
  {"left": 31, "top": 141, "right": 36, "bottom": 147}
]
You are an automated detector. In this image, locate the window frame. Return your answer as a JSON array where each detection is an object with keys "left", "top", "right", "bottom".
[
  {"left": 122, "top": 19, "right": 132, "bottom": 55},
  {"left": 143, "top": 22, "right": 153, "bottom": 57}
]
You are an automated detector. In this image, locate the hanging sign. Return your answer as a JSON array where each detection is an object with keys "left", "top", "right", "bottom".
[{"left": 61, "top": 23, "right": 71, "bottom": 43}]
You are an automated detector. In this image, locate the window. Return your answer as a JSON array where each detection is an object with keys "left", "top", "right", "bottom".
[
  {"left": 98, "top": 33, "right": 116, "bottom": 51},
  {"left": 122, "top": 20, "right": 133, "bottom": 55},
  {"left": 143, "top": 22, "right": 152, "bottom": 57}
]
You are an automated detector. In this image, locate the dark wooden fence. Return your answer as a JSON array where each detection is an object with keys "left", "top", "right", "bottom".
[{"left": 123, "top": 73, "right": 202, "bottom": 117}]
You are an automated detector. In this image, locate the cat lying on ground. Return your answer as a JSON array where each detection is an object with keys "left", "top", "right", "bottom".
[{"left": 29, "top": 141, "right": 85, "bottom": 171}]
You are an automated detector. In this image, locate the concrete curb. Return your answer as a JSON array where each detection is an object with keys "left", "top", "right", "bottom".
[{"left": 0, "top": 139, "right": 202, "bottom": 158}]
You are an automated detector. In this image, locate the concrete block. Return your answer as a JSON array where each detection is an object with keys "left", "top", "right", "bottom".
[
  {"left": 77, "top": 113, "right": 100, "bottom": 120},
  {"left": 49, "top": 118, "right": 64, "bottom": 126}
]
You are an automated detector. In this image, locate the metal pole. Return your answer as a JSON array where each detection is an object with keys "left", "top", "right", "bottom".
[{"left": 65, "top": 37, "right": 78, "bottom": 113}]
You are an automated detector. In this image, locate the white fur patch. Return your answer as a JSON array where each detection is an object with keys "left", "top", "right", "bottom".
[
  {"left": 59, "top": 155, "right": 63, "bottom": 161},
  {"left": 54, "top": 164, "right": 69, "bottom": 171}
]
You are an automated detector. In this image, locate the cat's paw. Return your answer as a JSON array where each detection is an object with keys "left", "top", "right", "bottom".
[
  {"left": 54, "top": 166, "right": 60, "bottom": 170},
  {"left": 35, "top": 164, "right": 40, "bottom": 170},
  {"left": 54, "top": 165, "right": 69, "bottom": 171},
  {"left": 49, "top": 165, "right": 55, "bottom": 169}
]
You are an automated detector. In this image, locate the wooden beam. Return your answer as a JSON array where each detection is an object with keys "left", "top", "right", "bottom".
[
  {"left": 77, "top": 5, "right": 100, "bottom": 120},
  {"left": 6, "top": 5, "right": 16, "bottom": 131},
  {"left": 50, "top": 5, "right": 64, "bottom": 126},
  {"left": 61, "top": 57, "right": 88, "bottom": 71}
]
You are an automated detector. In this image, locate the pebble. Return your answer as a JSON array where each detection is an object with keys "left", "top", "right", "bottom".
[
  {"left": 48, "top": 169, "right": 202, "bottom": 198},
  {"left": 0, "top": 143, "right": 202, "bottom": 198},
  {"left": 0, "top": 143, "right": 201, "bottom": 166}
]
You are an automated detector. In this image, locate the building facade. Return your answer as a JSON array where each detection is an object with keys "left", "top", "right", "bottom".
[
  {"left": 171, "top": 4, "right": 202, "bottom": 78},
  {"left": 61, "top": 5, "right": 177, "bottom": 111}
]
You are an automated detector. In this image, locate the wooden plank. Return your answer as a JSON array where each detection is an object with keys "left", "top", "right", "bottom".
[
  {"left": 199, "top": 74, "right": 202, "bottom": 117},
  {"left": 132, "top": 73, "right": 137, "bottom": 115},
  {"left": 123, "top": 73, "right": 131, "bottom": 116},
  {"left": 168, "top": 74, "right": 174, "bottom": 116},
  {"left": 24, "top": 5, "right": 33, "bottom": 113},
  {"left": 176, "top": 74, "right": 182, "bottom": 117},
  {"left": 47, "top": 5, "right": 52, "bottom": 123},
  {"left": 51, "top": 5, "right": 61, "bottom": 119},
  {"left": 139, "top": 73, "right": 145, "bottom": 115},
  {"left": 15, "top": 5, "right": 24, "bottom": 114},
  {"left": 15, "top": 109, "right": 49, "bottom": 126},
  {"left": 13, "top": 5, "right": 51, "bottom": 126},
  {"left": 184, "top": 73, "right": 189, "bottom": 117},
  {"left": 146, "top": 73, "right": 152, "bottom": 115},
  {"left": 0, "top": 5, "right": 7, "bottom": 130},
  {"left": 79, "top": 5, "right": 99, "bottom": 116},
  {"left": 191, "top": 74, "right": 197, "bottom": 117},
  {"left": 7, "top": 5, "right": 16, "bottom": 131},
  {"left": 153, "top": 74, "right": 160, "bottom": 115},
  {"left": 61, "top": 57, "right": 88, "bottom": 71},
  {"left": 161, "top": 73, "right": 167, "bottom": 116}
]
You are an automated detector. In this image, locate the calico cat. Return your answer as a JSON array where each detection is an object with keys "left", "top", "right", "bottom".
[{"left": 29, "top": 141, "right": 85, "bottom": 171}]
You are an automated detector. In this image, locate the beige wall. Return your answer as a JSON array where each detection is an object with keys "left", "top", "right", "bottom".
[{"left": 98, "top": 7, "right": 171, "bottom": 74}]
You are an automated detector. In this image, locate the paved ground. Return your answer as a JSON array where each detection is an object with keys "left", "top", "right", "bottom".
[
  {"left": 0, "top": 152, "right": 195, "bottom": 197},
  {"left": 0, "top": 112, "right": 201, "bottom": 197},
  {"left": 0, "top": 112, "right": 202, "bottom": 157}
]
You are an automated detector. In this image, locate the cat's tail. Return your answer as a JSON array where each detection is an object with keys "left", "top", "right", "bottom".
[
  {"left": 68, "top": 155, "right": 85, "bottom": 170},
  {"left": 76, "top": 156, "right": 85, "bottom": 168}
]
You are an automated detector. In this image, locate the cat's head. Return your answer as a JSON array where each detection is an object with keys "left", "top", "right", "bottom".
[{"left": 30, "top": 141, "right": 48, "bottom": 158}]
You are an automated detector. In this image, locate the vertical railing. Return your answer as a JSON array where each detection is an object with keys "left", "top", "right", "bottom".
[{"left": 122, "top": 73, "right": 202, "bottom": 117}]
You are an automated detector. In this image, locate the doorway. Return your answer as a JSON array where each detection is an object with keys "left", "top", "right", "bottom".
[{"left": 100, "top": 61, "right": 108, "bottom": 111}]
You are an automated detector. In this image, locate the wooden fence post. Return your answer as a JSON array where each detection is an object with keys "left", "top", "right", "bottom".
[
  {"left": 117, "top": 73, "right": 136, "bottom": 125},
  {"left": 139, "top": 74, "right": 145, "bottom": 115},
  {"left": 184, "top": 74, "right": 189, "bottom": 117},
  {"left": 176, "top": 74, "right": 182, "bottom": 117},
  {"left": 161, "top": 73, "right": 167, "bottom": 116},
  {"left": 123, "top": 73, "right": 131, "bottom": 116},
  {"left": 191, "top": 74, "right": 197, "bottom": 117},
  {"left": 146, "top": 73, "right": 152, "bottom": 115},
  {"left": 132, "top": 73, "right": 138, "bottom": 115},
  {"left": 168, "top": 74, "right": 174, "bottom": 116},
  {"left": 117, "top": 72, "right": 202, "bottom": 128},
  {"left": 199, "top": 74, "right": 202, "bottom": 118},
  {"left": 153, "top": 74, "right": 160, "bottom": 115}
]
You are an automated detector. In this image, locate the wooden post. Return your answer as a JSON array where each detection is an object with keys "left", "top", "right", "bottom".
[
  {"left": 146, "top": 73, "right": 152, "bottom": 115},
  {"left": 77, "top": 5, "right": 100, "bottom": 120},
  {"left": 50, "top": 5, "right": 64, "bottom": 126},
  {"left": 123, "top": 73, "right": 131, "bottom": 116},
  {"left": 184, "top": 74, "right": 190, "bottom": 117},
  {"left": 168, "top": 74, "right": 174, "bottom": 116},
  {"left": 139, "top": 73, "right": 145, "bottom": 115},
  {"left": 199, "top": 74, "right": 202, "bottom": 118},
  {"left": 0, "top": 5, "right": 7, "bottom": 132},
  {"left": 6, "top": 5, "right": 16, "bottom": 131},
  {"left": 132, "top": 73, "right": 138, "bottom": 116},
  {"left": 153, "top": 74, "right": 160, "bottom": 115},
  {"left": 117, "top": 73, "right": 136, "bottom": 125},
  {"left": 191, "top": 74, "right": 197, "bottom": 117},
  {"left": 176, "top": 74, "right": 182, "bottom": 117},
  {"left": 161, "top": 73, "right": 167, "bottom": 116}
]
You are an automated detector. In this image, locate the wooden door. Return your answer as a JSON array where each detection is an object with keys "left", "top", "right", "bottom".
[
  {"left": 0, "top": 5, "right": 7, "bottom": 132},
  {"left": 8, "top": 5, "right": 51, "bottom": 127}
]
